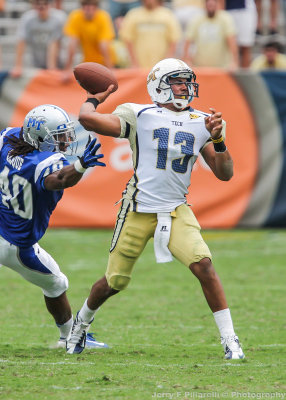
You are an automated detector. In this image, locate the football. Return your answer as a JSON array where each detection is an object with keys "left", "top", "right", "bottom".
[{"left": 73, "top": 62, "right": 118, "bottom": 95}]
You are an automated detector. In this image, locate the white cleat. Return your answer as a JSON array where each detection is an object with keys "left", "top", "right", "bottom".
[
  {"left": 221, "top": 335, "right": 245, "bottom": 360},
  {"left": 57, "top": 333, "right": 108, "bottom": 350},
  {"left": 66, "top": 311, "right": 92, "bottom": 354}
]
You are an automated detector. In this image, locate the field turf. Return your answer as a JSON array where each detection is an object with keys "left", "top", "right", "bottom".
[{"left": 0, "top": 229, "right": 285, "bottom": 400}]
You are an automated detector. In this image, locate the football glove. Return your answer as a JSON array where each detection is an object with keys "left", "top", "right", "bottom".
[{"left": 78, "top": 137, "right": 106, "bottom": 168}]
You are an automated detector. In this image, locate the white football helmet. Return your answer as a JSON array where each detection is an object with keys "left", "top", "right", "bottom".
[
  {"left": 147, "top": 58, "right": 199, "bottom": 110},
  {"left": 23, "top": 104, "right": 77, "bottom": 155}
]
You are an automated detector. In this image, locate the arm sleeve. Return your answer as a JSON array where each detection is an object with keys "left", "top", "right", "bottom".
[
  {"left": 223, "top": 12, "right": 237, "bottom": 37},
  {"left": 64, "top": 11, "right": 80, "bottom": 37},
  {"left": 49, "top": 10, "right": 67, "bottom": 41},
  {"left": 185, "top": 16, "right": 200, "bottom": 40},
  {"left": 118, "top": 11, "right": 136, "bottom": 42},
  {"left": 97, "top": 11, "right": 115, "bottom": 41},
  {"left": 112, "top": 103, "right": 137, "bottom": 140},
  {"left": 35, "top": 155, "right": 69, "bottom": 191},
  {"left": 165, "top": 10, "right": 182, "bottom": 43},
  {"left": 16, "top": 12, "right": 32, "bottom": 40}
]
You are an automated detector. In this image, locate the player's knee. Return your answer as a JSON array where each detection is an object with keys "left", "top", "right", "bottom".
[
  {"left": 42, "top": 273, "right": 69, "bottom": 298},
  {"left": 189, "top": 257, "right": 214, "bottom": 278},
  {"left": 59, "top": 275, "right": 69, "bottom": 293},
  {"left": 107, "top": 274, "right": 130, "bottom": 291}
]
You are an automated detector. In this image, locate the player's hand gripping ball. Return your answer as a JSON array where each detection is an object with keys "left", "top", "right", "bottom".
[{"left": 73, "top": 62, "right": 118, "bottom": 94}]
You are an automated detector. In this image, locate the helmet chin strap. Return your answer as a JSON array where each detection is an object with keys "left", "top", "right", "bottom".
[
  {"left": 172, "top": 98, "right": 189, "bottom": 110},
  {"left": 172, "top": 93, "right": 194, "bottom": 109}
]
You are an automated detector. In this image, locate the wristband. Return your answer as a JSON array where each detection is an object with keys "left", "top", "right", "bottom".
[
  {"left": 211, "top": 135, "right": 224, "bottom": 144},
  {"left": 214, "top": 141, "right": 227, "bottom": 153},
  {"left": 85, "top": 98, "right": 99, "bottom": 109},
  {"left": 74, "top": 159, "right": 86, "bottom": 173}
]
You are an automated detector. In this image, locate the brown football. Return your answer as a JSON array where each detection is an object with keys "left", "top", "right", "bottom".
[{"left": 73, "top": 62, "right": 118, "bottom": 94}]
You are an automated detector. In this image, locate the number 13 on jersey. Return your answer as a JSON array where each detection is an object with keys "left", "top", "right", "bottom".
[{"left": 153, "top": 128, "right": 195, "bottom": 174}]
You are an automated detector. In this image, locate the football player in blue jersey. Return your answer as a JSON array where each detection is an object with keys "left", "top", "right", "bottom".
[
  {"left": 66, "top": 58, "right": 245, "bottom": 359},
  {"left": 0, "top": 104, "right": 107, "bottom": 349}
]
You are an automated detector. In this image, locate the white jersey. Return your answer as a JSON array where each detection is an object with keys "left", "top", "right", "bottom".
[{"left": 113, "top": 103, "right": 224, "bottom": 213}]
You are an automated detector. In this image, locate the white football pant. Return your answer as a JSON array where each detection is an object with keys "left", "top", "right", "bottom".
[{"left": 0, "top": 234, "right": 68, "bottom": 298}]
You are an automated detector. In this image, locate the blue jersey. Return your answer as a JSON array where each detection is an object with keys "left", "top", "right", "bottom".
[{"left": 0, "top": 127, "right": 69, "bottom": 247}]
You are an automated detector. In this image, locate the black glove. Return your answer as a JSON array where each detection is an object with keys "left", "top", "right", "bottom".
[{"left": 78, "top": 137, "right": 106, "bottom": 168}]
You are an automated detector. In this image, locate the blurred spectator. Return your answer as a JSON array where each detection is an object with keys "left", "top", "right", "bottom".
[
  {"left": 10, "top": 0, "right": 66, "bottom": 78},
  {"left": 282, "top": 0, "right": 286, "bottom": 35},
  {"left": 110, "top": 37, "right": 131, "bottom": 68},
  {"left": 183, "top": 0, "right": 238, "bottom": 69},
  {"left": 119, "top": 0, "right": 182, "bottom": 68},
  {"left": 108, "top": 0, "right": 140, "bottom": 34},
  {"left": 0, "top": 0, "right": 3, "bottom": 70},
  {"left": 53, "top": 0, "right": 63, "bottom": 8},
  {"left": 255, "top": 0, "right": 279, "bottom": 35},
  {"left": 250, "top": 39, "right": 286, "bottom": 70},
  {"left": 222, "top": 0, "right": 257, "bottom": 68},
  {"left": 63, "top": 0, "right": 115, "bottom": 80},
  {"left": 171, "top": 0, "right": 204, "bottom": 32}
]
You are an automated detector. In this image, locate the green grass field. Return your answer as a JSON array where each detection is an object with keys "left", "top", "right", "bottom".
[{"left": 0, "top": 229, "right": 285, "bottom": 400}]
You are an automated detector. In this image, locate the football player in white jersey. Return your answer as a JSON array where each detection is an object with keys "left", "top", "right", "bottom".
[
  {"left": 66, "top": 58, "right": 245, "bottom": 360},
  {"left": 0, "top": 104, "right": 107, "bottom": 349}
]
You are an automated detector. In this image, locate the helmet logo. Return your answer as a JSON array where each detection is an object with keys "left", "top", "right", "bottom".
[
  {"left": 147, "top": 68, "right": 160, "bottom": 85},
  {"left": 57, "top": 124, "right": 67, "bottom": 130},
  {"left": 26, "top": 117, "right": 45, "bottom": 131}
]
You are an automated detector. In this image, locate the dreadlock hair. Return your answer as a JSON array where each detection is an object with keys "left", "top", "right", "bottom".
[{"left": 6, "top": 128, "right": 36, "bottom": 158}]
